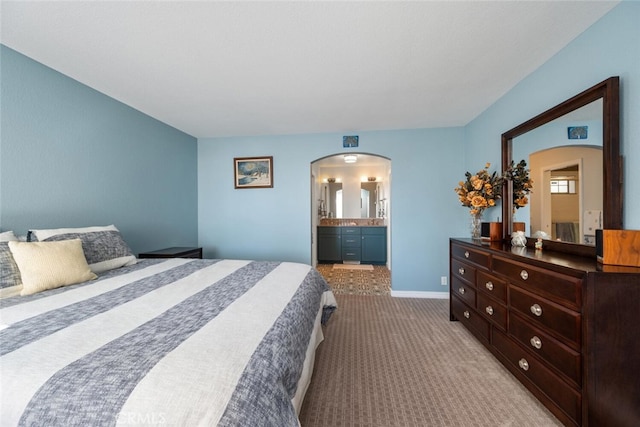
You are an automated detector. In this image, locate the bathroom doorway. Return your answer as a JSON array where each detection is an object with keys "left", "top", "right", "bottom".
[{"left": 310, "top": 153, "right": 391, "bottom": 294}]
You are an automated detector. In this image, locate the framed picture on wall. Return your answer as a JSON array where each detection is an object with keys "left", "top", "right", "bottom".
[
  {"left": 343, "top": 135, "right": 359, "bottom": 147},
  {"left": 234, "top": 156, "right": 274, "bottom": 189}
]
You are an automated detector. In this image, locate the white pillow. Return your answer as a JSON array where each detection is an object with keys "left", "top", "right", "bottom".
[
  {"left": 0, "top": 230, "right": 18, "bottom": 242},
  {"left": 8, "top": 239, "right": 98, "bottom": 296},
  {"left": 28, "top": 225, "right": 137, "bottom": 274}
]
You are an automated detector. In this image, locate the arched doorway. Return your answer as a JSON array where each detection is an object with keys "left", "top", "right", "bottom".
[{"left": 310, "top": 153, "right": 391, "bottom": 294}]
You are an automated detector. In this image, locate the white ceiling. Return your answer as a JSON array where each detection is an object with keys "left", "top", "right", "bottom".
[{"left": 0, "top": 1, "right": 619, "bottom": 139}]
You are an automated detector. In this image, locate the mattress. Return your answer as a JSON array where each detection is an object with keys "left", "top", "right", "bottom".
[{"left": 0, "top": 258, "right": 336, "bottom": 426}]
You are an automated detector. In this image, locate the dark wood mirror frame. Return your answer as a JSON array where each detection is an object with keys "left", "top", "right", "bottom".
[{"left": 501, "top": 76, "right": 621, "bottom": 256}]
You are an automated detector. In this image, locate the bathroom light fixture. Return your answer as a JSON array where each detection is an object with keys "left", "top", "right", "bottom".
[
  {"left": 344, "top": 154, "right": 357, "bottom": 164},
  {"left": 367, "top": 177, "right": 377, "bottom": 182},
  {"left": 327, "top": 177, "right": 336, "bottom": 183}
]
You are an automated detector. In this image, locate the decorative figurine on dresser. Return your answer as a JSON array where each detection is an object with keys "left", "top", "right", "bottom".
[{"left": 450, "top": 77, "right": 640, "bottom": 427}]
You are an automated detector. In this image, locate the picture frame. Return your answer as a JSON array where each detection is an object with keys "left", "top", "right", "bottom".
[
  {"left": 234, "top": 156, "right": 273, "bottom": 189},
  {"left": 343, "top": 135, "right": 359, "bottom": 148}
]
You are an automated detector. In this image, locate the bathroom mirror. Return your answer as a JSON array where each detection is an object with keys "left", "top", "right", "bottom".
[
  {"left": 316, "top": 153, "right": 390, "bottom": 219},
  {"left": 327, "top": 182, "right": 342, "bottom": 218},
  {"left": 501, "top": 77, "right": 621, "bottom": 253},
  {"left": 360, "top": 182, "right": 377, "bottom": 218},
  {"left": 325, "top": 182, "right": 379, "bottom": 219}
]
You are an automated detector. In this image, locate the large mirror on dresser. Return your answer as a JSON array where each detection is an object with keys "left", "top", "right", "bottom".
[{"left": 501, "top": 77, "right": 621, "bottom": 255}]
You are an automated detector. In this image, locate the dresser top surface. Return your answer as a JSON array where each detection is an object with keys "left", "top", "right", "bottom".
[{"left": 451, "top": 238, "right": 640, "bottom": 275}]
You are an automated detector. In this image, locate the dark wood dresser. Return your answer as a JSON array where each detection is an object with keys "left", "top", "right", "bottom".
[{"left": 449, "top": 238, "right": 640, "bottom": 427}]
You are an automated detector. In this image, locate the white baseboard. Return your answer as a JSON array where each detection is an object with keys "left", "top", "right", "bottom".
[{"left": 390, "top": 290, "right": 449, "bottom": 299}]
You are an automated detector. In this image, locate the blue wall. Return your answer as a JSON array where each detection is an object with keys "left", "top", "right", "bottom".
[
  {"left": 198, "top": 1, "right": 640, "bottom": 293},
  {"left": 1, "top": 2, "right": 637, "bottom": 294},
  {"left": 199, "top": 128, "right": 467, "bottom": 294},
  {"left": 0, "top": 45, "right": 198, "bottom": 254}
]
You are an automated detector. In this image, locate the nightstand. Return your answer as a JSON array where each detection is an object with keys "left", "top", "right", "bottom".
[{"left": 138, "top": 247, "right": 203, "bottom": 259}]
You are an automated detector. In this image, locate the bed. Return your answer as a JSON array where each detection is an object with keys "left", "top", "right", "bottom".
[{"left": 0, "top": 227, "right": 336, "bottom": 426}]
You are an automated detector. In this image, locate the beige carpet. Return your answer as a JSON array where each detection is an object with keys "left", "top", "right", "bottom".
[
  {"left": 316, "top": 264, "right": 390, "bottom": 296},
  {"left": 298, "top": 295, "right": 562, "bottom": 427}
]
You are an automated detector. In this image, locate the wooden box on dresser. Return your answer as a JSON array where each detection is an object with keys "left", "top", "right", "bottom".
[{"left": 449, "top": 238, "right": 640, "bottom": 427}]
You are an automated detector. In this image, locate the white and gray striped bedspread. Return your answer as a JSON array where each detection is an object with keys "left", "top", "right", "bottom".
[{"left": 0, "top": 258, "right": 337, "bottom": 426}]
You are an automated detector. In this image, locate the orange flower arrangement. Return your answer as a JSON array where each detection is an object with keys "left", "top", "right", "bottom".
[{"left": 454, "top": 163, "right": 503, "bottom": 215}]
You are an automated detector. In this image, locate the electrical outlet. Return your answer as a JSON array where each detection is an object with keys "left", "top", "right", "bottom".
[{"left": 441, "top": 276, "right": 448, "bottom": 286}]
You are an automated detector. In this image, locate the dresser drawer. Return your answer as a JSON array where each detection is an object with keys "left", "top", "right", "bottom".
[
  {"left": 510, "top": 286, "right": 581, "bottom": 348},
  {"left": 477, "top": 270, "right": 507, "bottom": 303},
  {"left": 477, "top": 292, "right": 507, "bottom": 330},
  {"left": 510, "top": 312, "right": 581, "bottom": 386},
  {"left": 451, "top": 295, "right": 489, "bottom": 341},
  {"left": 451, "top": 243, "right": 490, "bottom": 269},
  {"left": 492, "top": 329, "right": 581, "bottom": 424},
  {"left": 452, "top": 277, "right": 476, "bottom": 307},
  {"left": 451, "top": 259, "right": 476, "bottom": 287},
  {"left": 493, "top": 256, "right": 582, "bottom": 309}
]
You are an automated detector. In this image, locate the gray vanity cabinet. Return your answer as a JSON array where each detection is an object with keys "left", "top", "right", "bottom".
[
  {"left": 361, "top": 227, "right": 387, "bottom": 264},
  {"left": 341, "top": 227, "right": 361, "bottom": 262},
  {"left": 317, "top": 227, "right": 341, "bottom": 262},
  {"left": 317, "top": 226, "right": 387, "bottom": 264}
]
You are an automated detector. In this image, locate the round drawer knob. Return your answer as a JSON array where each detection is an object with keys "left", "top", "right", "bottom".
[
  {"left": 458, "top": 287, "right": 465, "bottom": 295},
  {"left": 485, "top": 306, "right": 494, "bottom": 316},
  {"left": 464, "top": 251, "right": 470, "bottom": 258},
  {"left": 530, "top": 303, "right": 543, "bottom": 317},
  {"left": 463, "top": 310, "right": 470, "bottom": 319},
  {"left": 518, "top": 358, "right": 530, "bottom": 371},
  {"left": 458, "top": 267, "right": 465, "bottom": 275},
  {"left": 485, "top": 281, "right": 494, "bottom": 291},
  {"left": 530, "top": 336, "right": 543, "bottom": 350},
  {"left": 520, "top": 270, "right": 529, "bottom": 280}
]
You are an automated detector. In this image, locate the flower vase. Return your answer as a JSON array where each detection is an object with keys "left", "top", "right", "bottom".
[{"left": 470, "top": 213, "right": 482, "bottom": 239}]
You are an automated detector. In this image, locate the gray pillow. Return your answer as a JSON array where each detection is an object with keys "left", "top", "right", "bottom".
[
  {"left": 1, "top": 242, "right": 23, "bottom": 295},
  {"left": 28, "top": 225, "right": 137, "bottom": 274}
]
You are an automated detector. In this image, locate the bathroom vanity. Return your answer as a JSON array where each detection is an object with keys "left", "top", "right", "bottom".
[{"left": 317, "top": 224, "right": 387, "bottom": 264}]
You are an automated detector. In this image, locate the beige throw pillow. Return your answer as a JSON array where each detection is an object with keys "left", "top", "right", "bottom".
[{"left": 8, "top": 239, "right": 98, "bottom": 296}]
